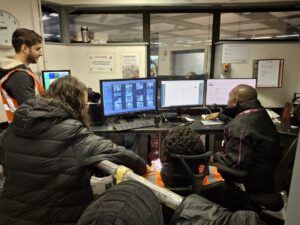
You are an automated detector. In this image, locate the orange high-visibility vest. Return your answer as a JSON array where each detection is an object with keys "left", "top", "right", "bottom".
[
  {"left": 145, "top": 165, "right": 224, "bottom": 188},
  {"left": 0, "top": 68, "right": 44, "bottom": 123}
]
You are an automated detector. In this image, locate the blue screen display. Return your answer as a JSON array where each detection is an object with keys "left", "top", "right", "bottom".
[
  {"left": 42, "top": 70, "right": 71, "bottom": 90},
  {"left": 101, "top": 78, "right": 157, "bottom": 116}
]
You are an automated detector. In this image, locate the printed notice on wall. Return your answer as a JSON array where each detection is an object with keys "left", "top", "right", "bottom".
[
  {"left": 88, "top": 53, "right": 114, "bottom": 72},
  {"left": 222, "top": 44, "right": 249, "bottom": 64},
  {"left": 122, "top": 53, "right": 140, "bottom": 78},
  {"left": 257, "top": 59, "right": 283, "bottom": 87}
]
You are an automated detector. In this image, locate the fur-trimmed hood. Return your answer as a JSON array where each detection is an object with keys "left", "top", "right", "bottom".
[{"left": 0, "top": 57, "right": 27, "bottom": 79}]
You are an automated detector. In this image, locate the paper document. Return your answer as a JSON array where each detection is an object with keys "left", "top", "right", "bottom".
[
  {"left": 201, "top": 119, "right": 224, "bottom": 125},
  {"left": 266, "top": 109, "right": 280, "bottom": 119}
]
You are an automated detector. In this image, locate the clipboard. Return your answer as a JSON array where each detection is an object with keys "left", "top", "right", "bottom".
[{"left": 253, "top": 59, "right": 284, "bottom": 88}]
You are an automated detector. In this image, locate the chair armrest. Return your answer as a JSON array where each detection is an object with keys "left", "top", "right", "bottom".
[{"left": 214, "top": 162, "right": 247, "bottom": 182}]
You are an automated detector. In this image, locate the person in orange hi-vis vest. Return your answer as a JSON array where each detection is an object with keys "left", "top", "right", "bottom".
[
  {"left": 144, "top": 126, "right": 223, "bottom": 189},
  {"left": 0, "top": 28, "right": 44, "bottom": 123}
]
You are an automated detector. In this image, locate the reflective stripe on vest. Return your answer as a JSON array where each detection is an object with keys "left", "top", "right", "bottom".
[
  {"left": 202, "top": 166, "right": 224, "bottom": 185},
  {"left": 145, "top": 165, "right": 223, "bottom": 187},
  {"left": 0, "top": 68, "right": 44, "bottom": 123}
]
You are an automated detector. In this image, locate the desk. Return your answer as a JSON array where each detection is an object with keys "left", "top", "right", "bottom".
[
  {"left": 276, "top": 125, "right": 299, "bottom": 137},
  {"left": 91, "top": 117, "right": 299, "bottom": 161},
  {"left": 91, "top": 117, "right": 224, "bottom": 161}
]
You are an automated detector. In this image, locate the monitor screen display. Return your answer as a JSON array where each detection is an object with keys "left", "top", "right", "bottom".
[
  {"left": 205, "top": 78, "right": 257, "bottom": 106},
  {"left": 100, "top": 78, "right": 157, "bottom": 117},
  {"left": 41, "top": 70, "right": 71, "bottom": 90},
  {"left": 160, "top": 80, "right": 205, "bottom": 108}
]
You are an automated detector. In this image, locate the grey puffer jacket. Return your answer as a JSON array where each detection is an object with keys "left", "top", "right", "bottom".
[
  {"left": 172, "top": 194, "right": 262, "bottom": 225},
  {"left": 0, "top": 97, "right": 146, "bottom": 225}
]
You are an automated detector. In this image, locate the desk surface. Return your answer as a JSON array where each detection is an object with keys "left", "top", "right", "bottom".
[
  {"left": 91, "top": 117, "right": 224, "bottom": 134},
  {"left": 90, "top": 116, "right": 299, "bottom": 137}
]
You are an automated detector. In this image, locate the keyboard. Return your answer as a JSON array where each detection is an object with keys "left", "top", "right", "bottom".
[{"left": 112, "top": 118, "right": 155, "bottom": 131}]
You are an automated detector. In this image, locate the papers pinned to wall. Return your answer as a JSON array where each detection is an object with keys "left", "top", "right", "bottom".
[
  {"left": 88, "top": 53, "right": 115, "bottom": 73},
  {"left": 253, "top": 59, "right": 284, "bottom": 88},
  {"left": 222, "top": 44, "right": 249, "bottom": 64},
  {"left": 121, "top": 53, "right": 140, "bottom": 78}
]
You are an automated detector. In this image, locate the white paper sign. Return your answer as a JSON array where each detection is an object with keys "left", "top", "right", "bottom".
[
  {"left": 121, "top": 53, "right": 140, "bottom": 78},
  {"left": 222, "top": 44, "right": 249, "bottom": 64},
  {"left": 257, "top": 60, "right": 281, "bottom": 87},
  {"left": 88, "top": 53, "right": 114, "bottom": 72}
]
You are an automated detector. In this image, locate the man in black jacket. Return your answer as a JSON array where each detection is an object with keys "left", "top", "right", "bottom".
[
  {"left": 0, "top": 76, "right": 147, "bottom": 225},
  {"left": 206, "top": 85, "right": 280, "bottom": 196},
  {"left": 0, "top": 28, "right": 44, "bottom": 122}
]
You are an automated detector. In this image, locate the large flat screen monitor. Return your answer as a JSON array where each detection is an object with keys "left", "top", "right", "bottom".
[
  {"left": 206, "top": 78, "right": 257, "bottom": 106},
  {"left": 100, "top": 78, "right": 157, "bottom": 117},
  {"left": 41, "top": 70, "right": 71, "bottom": 90},
  {"left": 159, "top": 79, "right": 205, "bottom": 108}
]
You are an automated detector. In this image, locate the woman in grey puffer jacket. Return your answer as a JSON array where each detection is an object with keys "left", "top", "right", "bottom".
[{"left": 0, "top": 76, "right": 146, "bottom": 225}]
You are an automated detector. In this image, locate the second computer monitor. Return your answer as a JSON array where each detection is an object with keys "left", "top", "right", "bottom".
[
  {"left": 41, "top": 70, "right": 71, "bottom": 90},
  {"left": 206, "top": 78, "right": 257, "bottom": 106},
  {"left": 160, "top": 79, "right": 205, "bottom": 108},
  {"left": 100, "top": 78, "right": 157, "bottom": 117}
]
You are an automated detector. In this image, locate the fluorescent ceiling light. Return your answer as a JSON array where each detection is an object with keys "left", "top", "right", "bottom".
[
  {"left": 251, "top": 36, "right": 272, "bottom": 39},
  {"left": 42, "top": 15, "right": 50, "bottom": 21},
  {"left": 276, "top": 34, "right": 299, "bottom": 38},
  {"left": 49, "top": 13, "right": 59, "bottom": 17},
  {"left": 151, "top": 42, "right": 163, "bottom": 45},
  {"left": 43, "top": 34, "right": 53, "bottom": 38},
  {"left": 187, "top": 40, "right": 202, "bottom": 43}
]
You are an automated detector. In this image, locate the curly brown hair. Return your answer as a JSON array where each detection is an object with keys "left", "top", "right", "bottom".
[
  {"left": 45, "top": 76, "right": 90, "bottom": 127},
  {"left": 162, "top": 126, "right": 205, "bottom": 157}
]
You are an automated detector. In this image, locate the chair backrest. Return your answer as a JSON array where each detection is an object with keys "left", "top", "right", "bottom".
[
  {"left": 274, "top": 137, "right": 298, "bottom": 192},
  {"left": 168, "top": 151, "right": 213, "bottom": 194}
]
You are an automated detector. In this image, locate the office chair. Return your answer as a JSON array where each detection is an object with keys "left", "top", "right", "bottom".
[
  {"left": 214, "top": 137, "right": 298, "bottom": 220},
  {"left": 163, "top": 151, "right": 223, "bottom": 195}
]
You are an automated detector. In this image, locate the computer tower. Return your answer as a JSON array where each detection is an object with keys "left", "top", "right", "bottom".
[{"left": 88, "top": 103, "right": 104, "bottom": 126}]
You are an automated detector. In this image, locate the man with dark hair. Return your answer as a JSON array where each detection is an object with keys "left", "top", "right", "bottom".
[
  {"left": 206, "top": 84, "right": 280, "bottom": 194},
  {"left": 0, "top": 28, "right": 44, "bottom": 122}
]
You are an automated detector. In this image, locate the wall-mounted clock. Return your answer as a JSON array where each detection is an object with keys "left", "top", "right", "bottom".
[{"left": 0, "top": 9, "right": 21, "bottom": 48}]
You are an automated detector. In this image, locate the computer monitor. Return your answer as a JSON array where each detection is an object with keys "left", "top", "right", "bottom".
[
  {"left": 205, "top": 78, "right": 257, "bottom": 106},
  {"left": 159, "top": 79, "right": 205, "bottom": 108},
  {"left": 100, "top": 78, "right": 157, "bottom": 117},
  {"left": 41, "top": 70, "right": 71, "bottom": 90}
]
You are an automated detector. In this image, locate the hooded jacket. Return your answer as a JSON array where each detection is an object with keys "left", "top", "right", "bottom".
[
  {"left": 214, "top": 99, "right": 280, "bottom": 193},
  {"left": 0, "top": 97, "right": 146, "bottom": 225},
  {"left": 0, "top": 58, "right": 38, "bottom": 105}
]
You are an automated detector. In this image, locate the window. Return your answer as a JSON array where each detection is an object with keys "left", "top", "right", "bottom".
[
  {"left": 150, "top": 13, "right": 213, "bottom": 76},
  {"left": 68, "top": 14, "right": 143, "bottom": 43},
  {"left": 220, "top": 11, "right": 300, "bottom": 40},
  {"left": 42, "top": 6, "right": 61, "bottom": 42}
]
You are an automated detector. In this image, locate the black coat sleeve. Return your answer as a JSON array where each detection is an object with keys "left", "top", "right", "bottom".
[
  {"left": 5, "top": 72, "right": 35, "bottom": 105},
  {"left": 73, "top": 127, "right": 147, "bottom": 176},
  {"left": 0, "top": 129, "right": 8, "bottom": 165},
  {"left": 214, "top": 131, "right": 253, "bottom": 169}
]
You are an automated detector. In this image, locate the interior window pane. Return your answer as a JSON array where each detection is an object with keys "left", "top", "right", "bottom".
[
  {"left": 69, "top": 14, "right": 143, "bottom": 43},
  {"left": 150, "top": 13, "right": 212, "bottom": 77},
  {"left": 42, "top": 7, "right": 61, "bottom": 42},
  {"left": 220, "top": 12, "right": 300, "bottom": 40}
]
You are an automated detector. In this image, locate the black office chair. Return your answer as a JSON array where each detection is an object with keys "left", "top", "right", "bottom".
[
  {"left": 214, "top": 137, "right": 298, "bottom": 220},
  {"left": 163, "top": 151, "right": 223, "bottom": 195}
]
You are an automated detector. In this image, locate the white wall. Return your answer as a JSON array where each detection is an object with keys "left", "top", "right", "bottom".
[
  {"left": 0, "top": 0, "right": 42, "bottom": 122},
  {"left": 44, "top": 44, "right": 147, "bottom": 92},
  {"left": 214, "top": 42, "right": 300, "bottom": 108}
]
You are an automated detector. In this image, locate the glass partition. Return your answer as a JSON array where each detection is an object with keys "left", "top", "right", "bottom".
[{"left": 150, "top": 13, "right": 213, "bottom": 77}]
